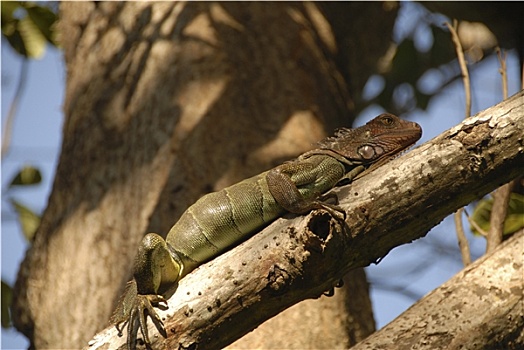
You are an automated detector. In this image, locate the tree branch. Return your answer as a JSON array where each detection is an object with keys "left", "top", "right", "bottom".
[
  {"left": 88, "top": 90, "right": 523, "bottom": 349},
  {"left": 351, "top": 230, "right": 524, "bottom": 350},
  {"left": 486, "top": 48, "right": 512, "bottom": 254}
]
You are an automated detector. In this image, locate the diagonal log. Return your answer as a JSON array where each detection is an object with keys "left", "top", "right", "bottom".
[
  {"left": 352, "top": 230, "right": 523, "bottom": 350},
  {"left": 88, "top": 90, "right": 523, "bottom": 349}
]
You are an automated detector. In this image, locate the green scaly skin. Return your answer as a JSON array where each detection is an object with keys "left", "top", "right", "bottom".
[{"left": 110, "top": 113, "right": 422, "bottom": 349}]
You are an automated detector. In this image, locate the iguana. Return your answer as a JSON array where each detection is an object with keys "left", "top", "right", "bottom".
[{"left": 110, "top": 113, "right": 422, "bottom": 349}]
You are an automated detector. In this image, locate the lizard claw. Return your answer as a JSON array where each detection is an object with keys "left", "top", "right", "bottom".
[
  {"left": 111, "top": 281, "right": 168, "bottom": 350},
  {"left": 320, "top": 203, "right": 346, "bottom": 222},
  {"left": 136, "top": 294, "right": 168, "bottom": 346},
  {"left": 322, "top": 279, "right": 344, "bottom": 297},
  {"left": 317, "top": 192, "right": 346, "bottom": 221},
  {"left": 126, "top": 294, "right": 167, "bottom": 350}
]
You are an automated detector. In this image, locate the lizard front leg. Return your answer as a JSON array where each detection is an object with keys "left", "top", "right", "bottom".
[
  {"left": 266, "top": 157, "right": 346, "bottom": 220},
  {"left": 111, "top": 233, "right": 183, "bottom": 350}
]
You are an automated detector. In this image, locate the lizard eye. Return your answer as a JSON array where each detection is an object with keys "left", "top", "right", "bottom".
[
  {"left": 358, "top": 145, "right": 376, "bottom": 159},
  {"left": 381, "top": 115, "right": 395, "bottom": 126}
]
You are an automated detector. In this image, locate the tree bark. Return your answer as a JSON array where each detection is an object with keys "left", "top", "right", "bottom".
[
  {"left": 88, "top": 91, "right": 524, "bottom": 349},
  {"left": 227, "top": 268, "right": 375, "bottom": 349},
  {"left": 352, "top": 230, "right": 524, "bottom": 350},
  {"left": 13, "top": 2, "right": 398, "bottom": 348}
]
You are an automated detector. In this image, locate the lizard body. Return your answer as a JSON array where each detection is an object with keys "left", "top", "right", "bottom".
[{"left": 111, "top": 113, "right": 422, "bottom": 349}]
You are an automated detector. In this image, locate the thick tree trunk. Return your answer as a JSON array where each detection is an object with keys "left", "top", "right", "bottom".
[
  {"left": 13, "top": 2, "right": 397, "bottom": 348},
  {"left": 89, "top": 91, "right": 523, "bottom": 349}
]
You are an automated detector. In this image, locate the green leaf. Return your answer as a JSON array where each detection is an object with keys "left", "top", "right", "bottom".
[
  {"left": 390, "top": 39, "right": 421, "bottom": 82},
  {"left": 1, "top": 1, "right": 27, "bottom": 57},
  {"left": 9, "top": 166, "right": 42, "bottom": 187},
  {"left": 429, "top": 25, "right": 456, "bottom": 66},
  {"left": 1, "top": 2, "right": 58, "bottom": 58},
  {"left": 3, "top": 28, "right": 26, "bottom": 56},
  {"left": 17, "top": 13, "right": 47, "bottom": 58},
  {"left": 1, "top": 280, "right": 13, "bottom": 328},
  {"left": 470, "top": 193, "right": 524, "bottom": 236},
  {"left": 1, "top": 2, "right": 18, "bottom": 28},
  {"left": 10, "top": 199, "right": 40, "bottom": 241},
  {"left": 25, "top": 3, "right": 59, "bottom": 46}
]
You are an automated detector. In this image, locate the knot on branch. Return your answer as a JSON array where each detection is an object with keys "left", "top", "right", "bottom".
[
  {"left": 266, "top": 265, "right": 290, "bottom": 296},
  {"left": 307, "top": 210, "right": 332, "bottom": 240},
  {"left": 455, "top": 122, "right": 491, "bottom": 149},
  {"left": 304, "top": 209, "right": 347, "bottom": 254},
  {"left": 467, "top": 154, "right": 486, "bottom": 173}
]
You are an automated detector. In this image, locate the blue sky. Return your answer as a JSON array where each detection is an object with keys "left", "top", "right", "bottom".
[
  {"left": 2, "top": 41, "right": 64, "bottom": 349},
  {"left": 1, "top": 4, "right": 522, "bottom": 349}
]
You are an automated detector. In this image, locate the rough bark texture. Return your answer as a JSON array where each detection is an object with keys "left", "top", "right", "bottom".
[
  {"left": 88, "top": 91, "right": 524, "bottom": 349},
  {"left": 13, "top": 2, "right": 398, "bottom": 348},
  {"left": 352, "top": 231, "right": 524, "bottom": 350},
  {"left": 228, "top": 268, "right": 375, "bottom": 349}
]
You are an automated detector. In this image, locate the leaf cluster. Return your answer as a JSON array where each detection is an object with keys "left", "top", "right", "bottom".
[
  {"left": 470, "top": 192, "right": 524, "bottom": 237},
  {"left": 1, "top": 166, "right": 42, "bottom": 329},
  {"left": 366, "top": 3, "right": 503, "bottom": 116},
  {"left": 1, "top": 1, "right": 58, "bottom": 59}
]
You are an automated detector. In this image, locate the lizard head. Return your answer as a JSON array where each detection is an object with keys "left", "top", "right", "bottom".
[{"left": 318, "top": 113, "right": 422, "bottom": 163}]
